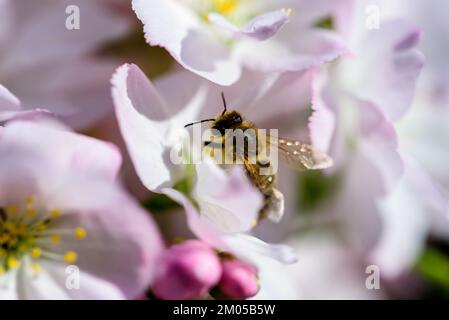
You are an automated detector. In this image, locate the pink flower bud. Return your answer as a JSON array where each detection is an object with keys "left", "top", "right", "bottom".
[
  {"left": 219, "top": 259, "right": 259, "bottom": 299},
  {"left": 152, "top": 240, "right": 222, "bottom": 300}
]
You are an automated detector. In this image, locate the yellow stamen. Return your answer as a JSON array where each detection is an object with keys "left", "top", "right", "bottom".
[
  {"left": 64, "top": 251, "right": 78, "bottom": 264},
  {"left": 7, "top": 256, "right": 20, "bottom": 269},
  {"left": 5, "top": 222, "right": 16, "bottom": 232},
  {"left": 30, "top": 247, "right": 42, "bottom": 259},
  {"left": 0, "top": 234, "right": 10, "bottom": 244},
  {"left": 50, "top": 209, "right": 61, "bottom": 218},
  {"left": 36, "top": 222, "right": 48, "bottom": 231},
  {"left": 25, "top": 208, "right": 36, "bottom": 218},
  {"left": 6, "top": 205, "right": 18, "bottom": 215},
  {"left": 0, "top": 266, "right": 5, "bottom": 275},
  {"left": 26, "top": 196, "right": 35, "bottom": 207},
  {"left": 31, "top": 263, "right": 42, "bottom": 275},
  {"left": 74, "top": 227, "right": 87, "bottom": 240},
  {"left": 0, "top": 248, "right": 6, "bottom": 258},
  {"left": 51, "top": 234, "right": 61, "bottom": 245}
]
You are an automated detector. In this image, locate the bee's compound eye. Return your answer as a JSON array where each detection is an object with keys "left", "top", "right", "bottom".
[{"left": 233, "top": 115, "right": 242, "bottom": 124}]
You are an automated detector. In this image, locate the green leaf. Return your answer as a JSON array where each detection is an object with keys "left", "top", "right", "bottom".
[
  {"left": 143, "top": 194, "right": 180, "bottom": 213},
  {"left": 416, "top": 248, "right": 449, "bottom": 291},
  {"left": 315, "top": 16, "right": 334, "bottom": 30},
  {"left": 297, "top": 170, "right": 341, "bottom": 212}
]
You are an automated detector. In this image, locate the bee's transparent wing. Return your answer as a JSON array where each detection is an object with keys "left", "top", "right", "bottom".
[{"left": 267, "top": 135, "right": 334, "bottom": 170}]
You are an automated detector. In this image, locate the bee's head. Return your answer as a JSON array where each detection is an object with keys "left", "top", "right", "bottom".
[
  {"left": 212, "top": 111, "right": 243, "bottom": 135},
  {"left": 184, "top": 93, "right": 242, "bottom": 133}
]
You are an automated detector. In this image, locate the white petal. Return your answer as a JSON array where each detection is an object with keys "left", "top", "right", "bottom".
[
  {"left": 112, "top": 64, "right": 206, "bottom": 191},
  {"left": 0, "top": 84, "right": 20, "bottom": 111},
  {"left": 16, "top": 259, "right": 125, "bottom": 300},
  {"left": 209, "top": 9, "right": 290, "bottom": 41},
  {"left": 194, "top": 160, "right": 263, "bottom": 233},
  {"left": 132, "top": 0, "right": 241, "bottom": 85},
  {"left": 223, "top": 234, "right": 297, "bottom": 264}
]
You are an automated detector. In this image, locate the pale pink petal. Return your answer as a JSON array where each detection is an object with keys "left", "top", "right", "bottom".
[
  {"left": 16, "top": 259, "right": 125, "bottom": 300},
  {"left": 308, "top": 71, "right": 336, "bottom": 152},
  {"left": 47, "top": 194, "right": 165, "bottom": 299},
  {"left": 343, "top": 19, "right": 424, "bottom": 121},
  {"left": 357, "top": 99, "right": 403, "bottom": 193},
  {"left": 2, "top": 121, "right": 122, "bottom": 180},
  {"left": 209, "top": 9, "right": 290, "bottom": 41},
  {"left": 332, "top": 99, "right": 403, "bottom": 251},
  {"left": 162, "top": 189, "right": 297, "bottom": 265},
  {"left": 370, "top": 155, "right": 449, "bottom": 278},
  {"left": 223, "top": 234, "right": 297, "bottom": 265},
  {"left": 5, "top": 59, "right": 119, "bottom": 129},
  {"left": 112, "top": 64, "right": 206, "bottom": 191},
  {"left": 234, "top": 27, "right": 348, "bottom": 73},
  {"left": 0, "top": 84, "right": 20, "bottom": 111},
  {"left": 1, "top": 0, "right": 130, "bottom": 74},
  {"left": 132, "top": 0, "right": 241, "bottom": 85},
  {"left": 161, "top": 188, "right": 226, "bottom": 249},
  {"left": 193, "top": 160, "right": 263, "bottom": 233}
]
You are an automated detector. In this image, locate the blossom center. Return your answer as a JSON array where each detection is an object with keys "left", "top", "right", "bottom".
[
  {"left": 0, "top": 196, "right": 86, "bottom": 276},
  {"left": 193, "top": 0, "right": 255, "bottom": 26},
  {"left": 214, "top": 0, "right": 238, "bottom": 14}
]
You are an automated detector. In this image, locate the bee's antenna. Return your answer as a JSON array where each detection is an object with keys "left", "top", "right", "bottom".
[
  {"left": 221, "top": 92, "right": 227, "bottom": 115},
  {"left": 184, "top": 118, "right": 215, "bottom": 128}
]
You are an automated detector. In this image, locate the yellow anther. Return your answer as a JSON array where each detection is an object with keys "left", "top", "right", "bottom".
[
  {"left": 31, "top": 263, "right": 42, "bottom": 275},
  {"left": 17, "top": 226, "right": 27, "bottom": 236},
  {"left": 64, "top": 251, "right": 78, "bottom": 264},
  {"left": 74, "top": 227, "right": 87, "bottom": 240},
  {"left": 0, "top": 266, "right": 4, "bottom": 275},
  {"left": 51, "top": 234, "right": 61, "bottom": 245},
  {"left": 7, "top": 256, "right": 20, "bottom": 269},
  {"left": 214, "top": 0, "right": 238, "bottom": 14},
  {"left": 25, "top": 209, "right": 36, "bottom": 218},
  {"left": 5, "top": 222, "right": 16, "bottom": 232},
  {"left": 0, "top": 248, "right": 6, "bottom": 258},
  {"left": 6, "top": 205, "right": 18, "bottom": 215},
  {"left": 31, "top": 247, "right": 43, "bottom": 259},
  {"left": 36, "top": 222, "right": 48, "bottom": 231},
  {"left": 50, "top": 209, "right": 61, "bottom": 218},
  {"left": 0, "top": 234, "right": 10, "bottom": 244},
  {"left": 18, "top": 244, "right": 28, "bottom": 253},
  {"left": 26, "top": 196, "right": 35, "bottom": 207}
]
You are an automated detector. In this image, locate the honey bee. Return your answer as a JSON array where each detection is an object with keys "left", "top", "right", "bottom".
[{"left": 185, "top": 93, "right": 333, "bottom": 222}]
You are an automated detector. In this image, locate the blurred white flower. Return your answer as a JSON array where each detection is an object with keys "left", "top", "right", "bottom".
[
  {"left": 253, "top": 234, "right": 385, "bottom": 299},
  {"left": 298, "top": 11, "right": 426, "bottom": 273},
  {"left": 0, "top": 0, "right": 130, "bottom": 129}
]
